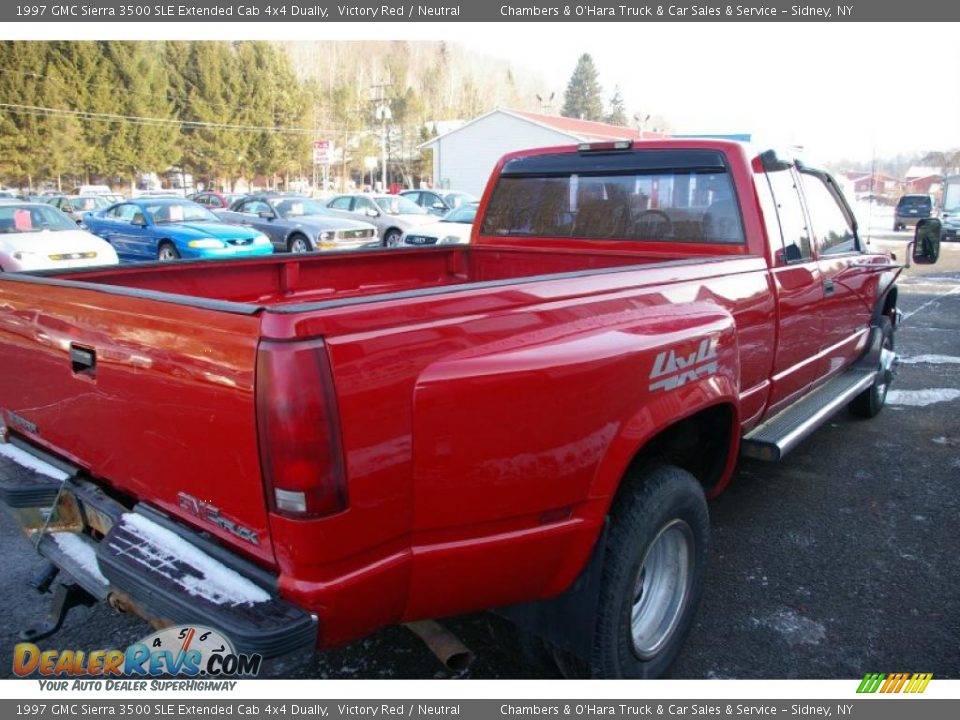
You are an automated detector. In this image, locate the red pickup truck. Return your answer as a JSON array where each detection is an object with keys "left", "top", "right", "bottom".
[{"left": 0, "top": 140, "right": 942, "bottom": 679}]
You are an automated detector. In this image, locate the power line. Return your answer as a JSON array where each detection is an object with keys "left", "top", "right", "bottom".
[{"left": 0, "top": 102, "right": 343, "bottom": 136}]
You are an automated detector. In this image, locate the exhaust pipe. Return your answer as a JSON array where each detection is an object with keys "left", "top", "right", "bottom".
[{"left": 404, "top": 620, "right": 475, "bottom": 672}]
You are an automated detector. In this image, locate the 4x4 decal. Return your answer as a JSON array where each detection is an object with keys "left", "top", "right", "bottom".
[{"left": 649, "top": 337, "right": 719, "bottom": 392}]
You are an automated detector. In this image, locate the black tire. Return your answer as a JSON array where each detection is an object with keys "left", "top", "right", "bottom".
[
  {"left": 157, "top": 242, "right": 180, "bottom": 261},
  {"left": 849, "top": 317, "right": 894, "bottom": 418},
  {"left": 583, "top": 464, "right": 709, "bottom": 678},
  {"left": 384, "top": 229, "right": 403, "bottom": 248},
  {"left": 287, "top": 234, "right": 311, "bottom": 253}
]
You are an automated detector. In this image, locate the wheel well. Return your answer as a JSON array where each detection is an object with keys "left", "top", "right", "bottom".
[
  {"left": 624, "top": 404, "right": 734, "bottom": 494},
  {"left": 882, "top": 286, "right": 898, "bottom": 318},
  {"left": 385, "top": 227, "right": 401, "bottom": 237}
]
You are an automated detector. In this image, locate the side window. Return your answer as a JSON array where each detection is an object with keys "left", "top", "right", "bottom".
[
  {"left": 353, "top": 197, "right": 374, "bottom": 212},
  {"left": 765, "top": 168, "right": 812, "bottom": 261},
  {"left": 328, "top": 196, "right": 352, "bottom": 210},
  {"left": 404, "top": 192, "right": 421, "bottom": 205},
  {"left": 800, "top": 173, "right": 858, "bottom": 256},
  {"left": 240, "top": 200, "right": 267, "bottom": 215},
  {"left": 112, "top": 204, "right": 137, "bottom": 221}
]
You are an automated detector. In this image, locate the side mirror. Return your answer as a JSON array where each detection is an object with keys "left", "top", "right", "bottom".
[{"left": 911, "top": 219, "right": 941, "bottom": 266}]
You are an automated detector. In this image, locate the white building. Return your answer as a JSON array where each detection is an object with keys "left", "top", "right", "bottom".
[{"left": 420, "top": 108, "right": 664, "bottom": 196}]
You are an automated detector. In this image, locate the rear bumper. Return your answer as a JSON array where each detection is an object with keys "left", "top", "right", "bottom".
[
  {"left": 0, "top": 437, "right": 316, "bottom": 674},
  {"left": 894, "top": 215, "right": 931, "bottom": 228}
]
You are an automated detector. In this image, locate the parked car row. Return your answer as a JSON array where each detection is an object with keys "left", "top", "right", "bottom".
[{"left": 0, "top": 187, "right": 479, "bottom": 272}]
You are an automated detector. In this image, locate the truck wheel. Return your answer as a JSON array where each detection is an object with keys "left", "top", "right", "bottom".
[
  {"left": 157, "top": 242, "right": 180, "bottom": 261},
  {"left": 849, "top": 317, "right": 894, "bottom": 418},
  {"left": 586, "top": 464, "right": 709, "bottom": 678},
  {"left": 288, "top": 234, "right": 311, "bottom": 253}
]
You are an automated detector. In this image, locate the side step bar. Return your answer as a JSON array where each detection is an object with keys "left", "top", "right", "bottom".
[{"left": 741, "top": 368, "right": 876, "bottom": 461}]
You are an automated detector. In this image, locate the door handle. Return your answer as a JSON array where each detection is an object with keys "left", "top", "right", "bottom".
[
  {"left": 69, "top": 344, "right": 96, "bottom": 377},
  {"left": 823, "top": 279, "right": 836, "bottom": 296}
]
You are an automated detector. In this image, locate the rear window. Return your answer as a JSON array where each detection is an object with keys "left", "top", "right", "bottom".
[
  {"left": 897, "top": 196, "right": 932, "bottom": 209},
  {"left": 479, "top": 149, "right": 744, "bottom": 244}
]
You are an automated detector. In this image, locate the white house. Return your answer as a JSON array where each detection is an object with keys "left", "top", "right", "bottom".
[{"left": 420, "top": 109, "right": 665, "bottom": 196}]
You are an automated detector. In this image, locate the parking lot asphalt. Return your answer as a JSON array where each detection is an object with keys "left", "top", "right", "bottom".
[{"left": 1, "top": 233, "right": 958, "bottom": 680}]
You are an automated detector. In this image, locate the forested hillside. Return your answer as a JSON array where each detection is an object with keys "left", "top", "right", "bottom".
[{"left": 0, "top": 40, "right": 545, "bottom": 189}]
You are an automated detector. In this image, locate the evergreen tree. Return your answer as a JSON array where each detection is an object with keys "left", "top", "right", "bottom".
[
  {"left": 0, "top": 43, "right": 49, "bottom": 187},
  {"left": 561, "top": 54, "right": 603, "bottom": 121},
  {"left": 605, "top": 86, "right": 627, "bottom": 126}
]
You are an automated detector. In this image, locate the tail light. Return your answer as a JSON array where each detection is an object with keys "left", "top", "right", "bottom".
[{"left": 256, "top": 338, "right": 347, "bottom": 518}]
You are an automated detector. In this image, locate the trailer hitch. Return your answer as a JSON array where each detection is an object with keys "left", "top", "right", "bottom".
[{"left": 19, "top": 582, "right": 96, "bottom": 643}]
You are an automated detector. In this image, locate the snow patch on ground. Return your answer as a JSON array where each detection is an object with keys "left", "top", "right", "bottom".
[
  {"left": 899, "top": 354, "right": 960, "bottom": 365},
  {"left": 752, "top": 608, "right": 826, "bottom": 646},
  {"left": 120, "top": 513, "right": 271, "bottom": 606},
  {"left": 886, "top": 389, "right": 960, "bottom": 407},
  {"left": 52, "top": 533, "right": 109, "bottom": 586},
  {"left": 0, "top": 443, "right": 69, "bottom": 481}
]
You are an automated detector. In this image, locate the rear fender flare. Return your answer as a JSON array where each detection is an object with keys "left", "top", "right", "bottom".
[{"left": 588, "top": 331, "right": 741, "bottom": 507}]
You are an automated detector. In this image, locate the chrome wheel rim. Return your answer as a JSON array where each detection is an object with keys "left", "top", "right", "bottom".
[
  {"left": 291, "top": 238, "right": 309, "bottom": 253},
  {"left": 158, "top": 246, "right": 177, "bottom": 261},
  {"left": 386, "top": 233, "right": 401, "bottom": 247},
  {"left": 877, "top": 340, "right": 895, "bottom": 399},
  {"left": 630, "top": 519, "right": 694, "bottom": 659}
]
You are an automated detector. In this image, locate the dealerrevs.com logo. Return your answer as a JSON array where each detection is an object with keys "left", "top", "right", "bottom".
[{"left": 13, "top": 625, "right": 262, "bottom": 688}]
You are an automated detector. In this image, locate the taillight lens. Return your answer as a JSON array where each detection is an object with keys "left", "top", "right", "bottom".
[{"left": 256, "top": 338, "right": 347, "bottom": 518}]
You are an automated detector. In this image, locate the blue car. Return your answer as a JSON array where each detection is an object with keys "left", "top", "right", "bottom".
[{"left": 84, "top": 198, "right": 274, "bottom": 263}]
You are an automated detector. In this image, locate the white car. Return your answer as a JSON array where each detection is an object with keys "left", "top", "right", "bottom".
[
  {"left": 400, "top": 202, "right": 478, "bottom": 247},
  {"left": 0, "top": 203, "right": 119, "bottom": 272}
]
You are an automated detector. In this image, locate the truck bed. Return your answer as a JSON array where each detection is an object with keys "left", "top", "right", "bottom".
[{"left": 14, "top": 245, "right": 729, "bottom": 310}]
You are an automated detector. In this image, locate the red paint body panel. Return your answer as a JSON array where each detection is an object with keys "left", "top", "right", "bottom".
[{"left": 0, "top": 141, "right": 891, "bottom": 649}]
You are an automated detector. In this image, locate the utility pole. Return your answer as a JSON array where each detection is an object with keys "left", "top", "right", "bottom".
[{"left": 370, "top": 81, "right": 393, "bottom": 192}]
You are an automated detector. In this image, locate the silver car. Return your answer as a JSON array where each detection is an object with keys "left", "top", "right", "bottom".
[
  {"left": 325, "top": 194, "right": 436, "bottom": 247},
  {"left": 48, "top": 195, "right": 111, "bottom": 225},
  {"left": 216, "top": 195, "right": 379, "bottom": 253}
]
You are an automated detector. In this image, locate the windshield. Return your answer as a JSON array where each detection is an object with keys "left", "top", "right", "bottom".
[
  {"left": 147, "top": 201, "right": 219, "bottom": 224},
  {"left": 442, "top": 192, "right": 476, "bottom": 209},
  {"left": 69, "top": 196, "right": 108, "bottom": 212},
  {"left": 442, "top": 204, "right": 478, "bottom": 224},
  {"left": 374, "top": 196, "right": 425, "bottom": 215},
  {"left": 0, "top": 204, "right": 78, "bottom": 233},
  {"left": 272, "top": 197, "right": 330, "bottom": 218}
]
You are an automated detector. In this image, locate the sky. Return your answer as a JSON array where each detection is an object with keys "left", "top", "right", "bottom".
[
  {"left": 456, "top": 23, "right": 960, "bottom": 164},
  {"left": 10, "top": 20, "right": 958, "bottom": 164}
]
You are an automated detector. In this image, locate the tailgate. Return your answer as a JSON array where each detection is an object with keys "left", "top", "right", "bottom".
[{"left": 0, "top": 277, "right": 274, "bottom": 565}]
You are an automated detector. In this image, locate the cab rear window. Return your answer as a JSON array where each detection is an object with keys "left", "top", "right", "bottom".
[{"left": 480, "top": 149, "right": 745, "bottom": 244}]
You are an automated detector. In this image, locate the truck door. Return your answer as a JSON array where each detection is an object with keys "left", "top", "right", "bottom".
[
  {"left": 762, "top": 165, "right": 825, "bottom": 414},
  {"left": 799, "top": 171, "right": 876, "bottom": 377}
]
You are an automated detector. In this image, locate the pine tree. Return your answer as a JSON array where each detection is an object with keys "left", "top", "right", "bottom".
[
  {"left": 605, "top": 86, "right": 627, "bottom": 126},
  {"left": 561, "top": 54, "right": 603, "bottom": 122},
  {"left": 0, "top": 42, "right": 48, "bottom": 187}
]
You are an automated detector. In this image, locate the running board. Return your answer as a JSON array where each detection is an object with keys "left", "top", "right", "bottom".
[{"left": 741, "top": 368, "right": 876, "bottom": 461}]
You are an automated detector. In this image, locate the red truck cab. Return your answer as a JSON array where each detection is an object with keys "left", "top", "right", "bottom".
[{"left": 0, "top": 140, "right": 942, "bottom": 678}]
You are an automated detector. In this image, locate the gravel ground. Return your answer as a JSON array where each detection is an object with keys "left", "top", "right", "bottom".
[{"left": 2, "top": 222, "right": 958, "bottom": 680}]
